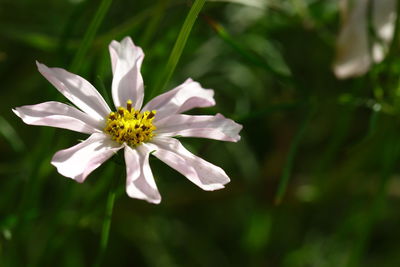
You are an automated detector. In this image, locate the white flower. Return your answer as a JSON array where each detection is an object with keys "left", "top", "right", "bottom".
[
  {"left": 334, "top": 0, "right": 397, "bottom": 79},
  {"left": 13, "top": 37, "right": 242, "bottom": 204}
]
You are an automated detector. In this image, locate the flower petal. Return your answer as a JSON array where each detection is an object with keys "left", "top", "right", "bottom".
[
  {"left": 155, "top": 113, "right": 242, "bottom": 142},
  {"left": 333, "top": 0, "right": 370, "bottom": 79},
  {"left": 142, "top": 78, "right": 215, "bottom": 121},
  {"left": 109, "top": 37, "right": 144, "bottom": 110},
  {"left": 151, "top": 137, "right": 230, "bottom": 191},
  {"left": 124, "top": 144, "right": 161, "bottom": 204},
  {"left": 51, "top": 133, "right": 122, "bottom": 183},
  {"left": 37, "top": 62, "right": 111, "bottom": 121},
  {"left": 13, "top": 101, "right": 103, "bottom": 134},
  {"left": 372, "top": 0, "right": 397, "bottom": 62}
]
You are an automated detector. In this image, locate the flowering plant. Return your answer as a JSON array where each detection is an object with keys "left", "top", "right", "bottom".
[{"left": 13, "top": 37, "right": 242, "bottom": 204}]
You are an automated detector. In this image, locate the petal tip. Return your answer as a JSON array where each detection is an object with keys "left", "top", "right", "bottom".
[
  {"left": 36, "top": 61, "right": 51, "bottom": 76},
  {"left": 36, "top": 60, "right": 46, "bottom": 70},
  {"left": 11, "top": 108, "right": 19, "bottom": 116},
  {"left": 12, "top": 108, "right": 26, "bottom": 122},
  {"left": 121, "top": 36, "right": 133, "bottom": 44},
  {"left": 202, "top": 182, "right": 228, "bottom": 191},
  {"left": 150, "top": 198, "right": 162, "bottom": 205},
  {"left": 126, "top": 186, "right": 162, "bottom": 204},
  {"left": 50, "top": 160, "right": 85, "bottom": 183}
]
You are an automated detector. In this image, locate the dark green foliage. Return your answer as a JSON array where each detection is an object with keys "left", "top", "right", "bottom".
[{"left": 1, "top": 0, "right": 400, "bottom": 266}]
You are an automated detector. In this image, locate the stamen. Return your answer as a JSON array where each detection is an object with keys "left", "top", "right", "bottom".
[
  {"left": 104, "top": 105, "right": 157, "bottom": 147},
  {"left": 148, "top": 111, "right": 155, "bottom": 119},
  {"left": 126, "top": 99, "right": 132, "bottom": 112}
]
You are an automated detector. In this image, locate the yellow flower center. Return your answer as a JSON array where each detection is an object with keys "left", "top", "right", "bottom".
[{"left": 104, "top": 100, "right": 156, "bottom": 147}]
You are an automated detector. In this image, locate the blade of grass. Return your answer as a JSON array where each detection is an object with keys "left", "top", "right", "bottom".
[
  {"left": 12, "top": 0, "right": 113, "bottom": 252},
  {"left": 139, "top": 0, "right": 171, "bottom": 47},
  {"left": 96, "top": 6, "right": 153, "bottom": 44},
  {"left": 207, "top": 0, "right": 268, "bottom": 9},
  {"left": 0, "top": 116, "right": 25, "bottom": 153},
  {"left": 149, "top": 0, "right": 206, "bottom": 99},
  {"left": 70, "top": 0, "right": 113, "bottom": 72},
  {"left": 314, "top": 106, "right": 355, "bottom": 180},
  {"left": 275, "top": 102, "right": 316, "bottom": 204},
  {"left": 96, "top": 75, "right": 113, "bottom": 108},
  {"left": 346, "top": 130, "right": 400, "bottom": 267},
  {"left": 94, "top": 166, "right": 122, "bottom": 267},
  {"left": 38, "top": 161, "right": 118, "bottom": 266},
  {"left": 0, "top": 29, "right": 59, "bottom": 51},
  {"left": 95, "top": 1, "right": 183, "bottom": 45},
  {"left": 203, "top": 16, "right": 292, "bottom": 82},
  {"left": 237, "top": 101, "right": 302, "bottom": 123},
  {"left": 364, "top": 107, "right": 380, "bottom": 140}
]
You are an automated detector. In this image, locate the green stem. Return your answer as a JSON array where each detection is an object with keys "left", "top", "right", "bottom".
[
  {"left": 94, "top": 169, "right": 120, "bottom": 267},
  {"left": 149, "top": 0, "right": 206, "bottom": 99}
]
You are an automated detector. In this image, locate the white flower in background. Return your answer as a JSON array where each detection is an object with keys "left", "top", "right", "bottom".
[
  {"left": 334, "top": 0, "right": 397, "bottom": 79},
  {"left": 13, "top": 37, "right": 242, "bottom": 204}
]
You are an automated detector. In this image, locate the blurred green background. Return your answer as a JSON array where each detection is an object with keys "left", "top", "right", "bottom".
[{"left": 2, "top": 0, "right": 400, "bottom": 266}]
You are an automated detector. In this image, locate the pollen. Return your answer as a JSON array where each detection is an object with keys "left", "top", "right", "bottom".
[{"left": 104, "top": 100, "right": 156, "bottom": 147}]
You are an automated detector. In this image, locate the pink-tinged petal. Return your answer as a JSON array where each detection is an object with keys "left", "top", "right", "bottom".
[
  {"left": 142, "top": 79, "right": 215, "bottom": 121},
  {"left": 124, "top": 144, "right": 161, "bottom": 204},
  {"left": 51, "top": 133, "right": 122, "bottom": 183},
  {"left": 37, "top": 62, "right": 111, "bottom": 121},
  {"left": 13, "top": 101, "right": 103, "bottom": 134},
  {"left": 155, "top": 113, "right": 242, "bottom": 142},
  {"left": 109, "top": 41, "right": 119, "bottom": 75},
  {"left": 333, "top": 0, "right": 370, "bottom": 79},
  {"left": 372, "top": 0, "right": 397, "bottom": 62},
  {"left": 151, "top": 137, "right": 230, "bottom": 191},
  {"left": 109, "top": 37, "right": 144, "bottom": 110}
]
